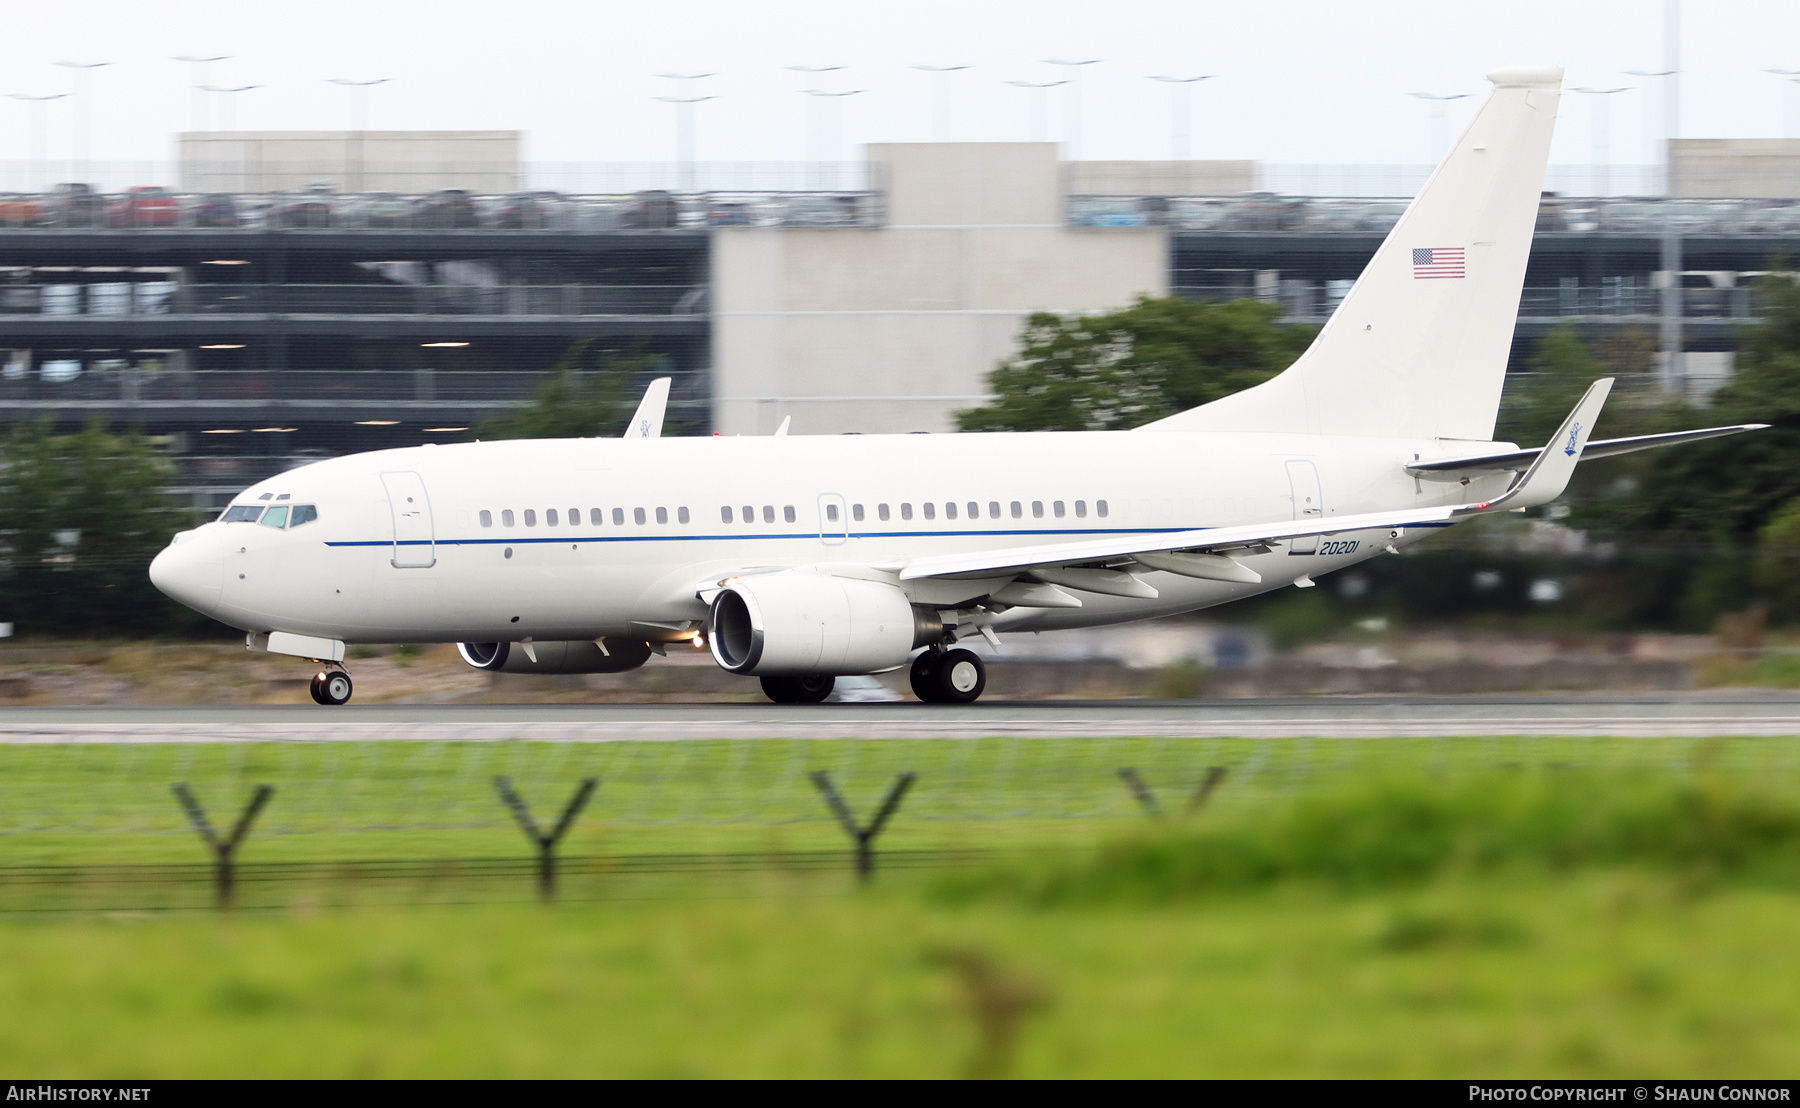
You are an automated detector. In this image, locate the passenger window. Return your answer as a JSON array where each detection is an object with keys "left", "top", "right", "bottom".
[
  {"left": 569, "top": 508, "right": 579, "bottom": 525},
  {"left": 220, "top": 505, "right": 263, "bottom": 523},
  {"left": 1032, "top": 501, "right": 1044, "bottom": 518},
  {"left": 655, "top": 507, "right": 668, "bottom": 524},
  {"left": 923, "top": 503, "right": 935, "bottom": 520},
  {"left": 524, "top": 509, "right": 537, "bottom": 527},
  {"left": 968, "top": 502, "right": 979, "bottom": 519},
  {"left": 743, "top": 505, "right": 754, "bottom": 523},
  {"left": 852, "top": 504, "right": 864, "bottom": 522},
  {"left": 1010, "top": 501, "right": 1022, "bottom": 519},
  {"left": 825, "top": 503, "right": 839, "bottom": 523},
  {"left": 763, "top": 505, "right": 774, "bottom": 523},
  {"left": 945, "top": 502, "right": 957, "bottom": 520},
  {"left": 988, "top": 502, "right": 1000, "bottom": 519},
  {"left": 502, "top": 510, "right": 516, "bottom": 527},
  {"left": 900, "top": 503, "right": 912, "bottom": 520},
  {"left": 678, "top": 507, "right": 689, "bottom": 524},
  {"left": 612, "top": 508, "right": 624, "bottom": 526},
  {"left": 479, "top": 510, "right": 492, "bottom": 528},
  {"left": 722, "top": 506, "right": 733, "bottom": 523},
  {"left": 1053, "top": 501, "right": 1066, "bottom": 518},
  {"left": 635, "top": 508, "right": 647, "bottom": 525},
  {"left": 1097, "top": 500, "right": 1109, "bottom": 518},
  {"left": 590, "top": 508, "right": 602, "bottom": 526},
  {"left": 878, "top": 504, "right": 890, "bottom": 521},
  {"left": 259, "top": 506, "right": 289, "bottom": 529},
  {"left": 289, "top": 505, "right": 318, "bottom": 527},
  {"left": 1075, "top": 500, "right": 1087, "bottom": 518},
  {"left": 547, "top": 509, "right": 559, "bottom": 527},
  {"left": 783, "top": 505, "right": 796, "bottom": 523}
]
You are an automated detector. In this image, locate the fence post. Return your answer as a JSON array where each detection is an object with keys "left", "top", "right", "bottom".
[
  {"left": 493, "top": 776, "right": 598, "bottom": 902},
  {"left": 171, "top": 783, "right": 274, "bottom": 909},
  {"left": 1117, "top": 766, "right": 1230, "bottom": 819},
  {"left": 808, "top": 770, "right": 916, "bottom": 880}
]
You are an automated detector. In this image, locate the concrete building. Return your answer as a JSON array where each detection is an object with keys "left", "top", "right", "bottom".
[
  {"left": 1671, "top": 139, "right": 1800, "bottom": 200},
  {"left": 711, "top": 143, "right": 1168, "bottom": 435},
  {"left": 179, "top": 131, "right": 522, "bottom": 193}
]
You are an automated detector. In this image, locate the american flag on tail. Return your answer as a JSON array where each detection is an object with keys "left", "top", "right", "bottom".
[{"left": 1412, "top": 247, "right": 1465, "bottom": 279}]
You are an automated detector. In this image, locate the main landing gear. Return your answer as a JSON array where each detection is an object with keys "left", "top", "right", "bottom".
[
  {"left": 761, "top": 674, "right": 835, "bottom": 704},
  {"left": 309, "top": 669, "right": 353, "bottom": 706},
  {"left": 911, "top": 647, "right": 986, "bottom": 704}
]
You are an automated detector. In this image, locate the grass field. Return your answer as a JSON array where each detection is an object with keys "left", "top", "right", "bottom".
[{"left": 3, "top": 735, "right": 1800, "bottom": 1077}]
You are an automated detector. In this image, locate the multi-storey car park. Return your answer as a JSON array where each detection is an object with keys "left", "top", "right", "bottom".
[{"left": 3, "top": 136, "right": 1800, "bottom": 509}]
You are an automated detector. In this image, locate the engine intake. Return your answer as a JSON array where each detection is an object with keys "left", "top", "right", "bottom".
[
  {"left": 456, "top": 638, "right": 653, "bottom": 674},
  {"left": 707, "top": 574, "right": 942, "bottom": 676}
]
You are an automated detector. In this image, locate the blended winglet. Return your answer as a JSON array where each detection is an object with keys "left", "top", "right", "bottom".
[
  {"left": 1455, "top": 377, "right": 1612, "bottom": 514},
  {"left": 624, "top": 377, "right": 672, "bottom": 439}
]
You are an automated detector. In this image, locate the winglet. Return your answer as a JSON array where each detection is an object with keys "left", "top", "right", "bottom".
[
  {"left": 624, "top": 377, "right": 672, "bottom": 439},
  {"left": 772, "top": 415, "right": 792, "bottom": 437},
  {"left": 1458, "top": 377, "right": 1613, "bottom": 514}
]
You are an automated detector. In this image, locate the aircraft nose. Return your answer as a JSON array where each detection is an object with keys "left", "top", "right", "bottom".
[{"left": 149, "top": 527, "right": 224, "bottom": 614}]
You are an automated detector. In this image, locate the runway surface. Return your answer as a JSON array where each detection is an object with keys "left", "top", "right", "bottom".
[{"left": 6, "top": 693, "right": 1800, "bottom": 741}]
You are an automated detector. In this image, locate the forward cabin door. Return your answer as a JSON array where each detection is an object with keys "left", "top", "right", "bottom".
[
  {"left": 1285, "top": 460, "right": 1322, "bottom": 555},
  {"left": 381, "top": 471, "right": 436, "bottom": 568}
]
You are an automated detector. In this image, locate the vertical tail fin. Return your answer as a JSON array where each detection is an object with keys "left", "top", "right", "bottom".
[{"left": 1140, "top": 66, "right": 1562, "bottom": 441}]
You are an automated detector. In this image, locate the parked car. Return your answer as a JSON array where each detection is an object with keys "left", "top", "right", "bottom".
[
  {"left": 491, "top": 191, "right": 559, "bottom": 229},
  {"left": 414, "top": 189, "right": 479, "bottom": 228},
  {"left": 354, "top": 192, "right": 412, "bottom": 228},
  {"left": 706, "top": 201, "right": 754, "bottom": 226},
  {"left": 275, "top": 185, "right": 335, "bottom": 228},
  {"left": 618, "top": 189, "right": 680, "bottom": 229},
  {"left": 189, "top": 194, "right": 240, "bottom": 228},
  {"left": 47, "top": 183, "right": 104, "bottom": 227},
  {"left": 106, "top": 186, "right": 180, "bottom": 228},
  {"left": 0, "top": 192, "right": 44, "bottom": 227}
]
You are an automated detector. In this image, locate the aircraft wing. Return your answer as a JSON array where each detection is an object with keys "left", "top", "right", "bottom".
[
  {"left": 898, "top": 380, "right": 1621, "bottom": 584},
  {"left": 1408, "top": 422, "right": 1768, "bottom": 478},
  {"left": 623, "top": 377, "right": 672, "bottom": 439}
]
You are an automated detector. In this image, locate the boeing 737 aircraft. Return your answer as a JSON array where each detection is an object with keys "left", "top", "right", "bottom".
[{"left": 149, "top": 66, "right": 1762, "bottom": 705}]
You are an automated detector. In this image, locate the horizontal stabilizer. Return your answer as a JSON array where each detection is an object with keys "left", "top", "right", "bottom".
[{"left": 1409, "top": 422, "right": 1770, "bottom": 478}]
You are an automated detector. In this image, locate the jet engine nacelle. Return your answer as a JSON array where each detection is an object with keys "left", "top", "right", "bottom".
[
  {"left": 707, "top": 574, "right": 942, "bottom": 676},
  {"left": 456, "top": 638, "right": 654, "bottom": 674}
]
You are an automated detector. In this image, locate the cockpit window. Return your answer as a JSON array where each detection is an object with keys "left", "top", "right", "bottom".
[
  {"left": 259, "top": 506, "right": 290, "bottom": 529},
  {"left": 289, "top": 505, "right": 318, "bottom": 527},
  {"left": 220, "top": 505, "right": 263, "bottom": 523}
]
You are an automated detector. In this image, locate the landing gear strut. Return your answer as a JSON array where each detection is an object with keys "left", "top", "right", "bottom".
[
  {"left": 761, "top": 674, "right": 835, "bottom": 704},
  {"left": 310, "top": 669, "right": 353, "bottom": 706},
  {"left": 910, "top": 647, "right": 986, "bottom": 704}
]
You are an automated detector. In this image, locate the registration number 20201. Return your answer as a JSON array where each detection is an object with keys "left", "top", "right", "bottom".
[{"left": 1318, "top": 539, "right": 1360, "bottom": 556}]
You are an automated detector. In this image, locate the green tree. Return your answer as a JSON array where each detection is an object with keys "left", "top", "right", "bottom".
[
  {"left": 1495, "top": 322, "right": 1604, "bottom": 447},
  {"left": 0, "top": 420, "right": 194, "bottom": 632},
  {"left": 1754, "top": 495, "right": 1800, "bottom": 622},
  {"left": 478, "top": 340, "right": 667, "bottom": 440},
  {"left": 956, "top": 295, "right": 1315, "bottom": 432}
]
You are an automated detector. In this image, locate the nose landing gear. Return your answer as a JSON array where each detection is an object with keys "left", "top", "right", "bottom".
[
  {"left": 309, "top": 668, "right": 353, "bottom": 706},
  {"left": 910, "top": 647, "right": 986, "bottom": 704}
]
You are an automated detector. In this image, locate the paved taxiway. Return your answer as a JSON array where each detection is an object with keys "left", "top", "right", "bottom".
[{"left": 4, "top": 694, "right": 1800, "bottom": 742}]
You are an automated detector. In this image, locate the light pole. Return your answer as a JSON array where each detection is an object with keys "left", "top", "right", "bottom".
[
  {"left": 327, "top": 77, "right": 393, "bottom": 133},
  {"left": 786, "top": 66, "right": 844, "bottom": 180},
  {"left": 912, "top": 64, "right": 968, "bottom": 142},
  {"left": 8, "top": 93, "right": 68, "bottom": 191},
  {"left": 1766, "top": 68, "right": 1800, "bottom": 138},
  {"left": 1150, "top": 75, "right": 1214, "bottom": 162},
  {"left": 1409, "top": 92, "right": 1469, "bottom": 164},
  {"left": 173, "top": 56, "right": 230, "bottom": 132},
  {"left": 202, "top": 85, "right": 260, "bottom": 133},
  {"left": 1571, "top": 87, "right": 1629, "bottom": 196},
  {"left": 656, "top": 73, "right": 715, "bottom": 192},
  {"left": 802, "top": 89, "right": 863, "bottom": 189},
  {"left": 1045, "top": 59, "right": 1100, "bottom": 159},
  {"left": 54, "top": 61, "right": 111, "bottom": 185},
  {"left": 1006, "top": 80, "right": 1066, "bottom": 144}
]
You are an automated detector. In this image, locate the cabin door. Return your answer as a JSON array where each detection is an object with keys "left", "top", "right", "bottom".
[{"left": 381, "top": 471, "right": 436, "bottom": 568}]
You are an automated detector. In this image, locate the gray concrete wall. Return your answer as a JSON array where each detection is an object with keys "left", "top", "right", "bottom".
[
  {"left": 1066, "top": 160, "right": 1257, "bottom": 196},
  {"left": 711, "top": 143, "right": 1167, "bottom": 435},
  {"left": 178, "top": 131, "right": 522, "bottom": 193},
  {"left": 1671, "top": 139, "right": 1800, "bottom": 199}
]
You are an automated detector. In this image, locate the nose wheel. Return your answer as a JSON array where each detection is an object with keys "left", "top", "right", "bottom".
[
  {"left": 910, "top": 648, "right": 986, "bottom": 704},
  {"left": 310, "top": 669, "right": 353, "bottom": 706}
]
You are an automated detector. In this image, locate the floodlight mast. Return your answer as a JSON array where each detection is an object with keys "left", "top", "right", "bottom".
[
  {"left": 1408, "top": 92, "right": 1470, "bottom": 164},
  {"left": 786, "top": 66, "right": 849, "bottom": 187},
  {"left": 1570, "top": 87, "right": 1629, "bottom": 196},
  {"left": 1765, "top": 69, "right": 1800, "bottom": 138},
  {"left": 655, "top": 73, "right": 717, "bottom": 192},
  {"left": 912, "top": 65, "right": 969, "bottom": 142},
  {"left": 1006, "top": 80, "right": 1066, "bottom": 144},
  {"left": 173, "top": 55, "right": 230, "bottom": 132},
  {"left": 6, "top": 93, "right": 68, "bottom": 190},
  {"left": 200, "top": 85, "right": 260, "bottom": 133},
  {"left": 1150, "top": 75, "right": 1215, "bottom": 162},
  {"left": 54, "top": 61, "right": 111, "bottom": 183},
  {"left": 1045, "top": 58, "right": 1100, "bottom": 159}
]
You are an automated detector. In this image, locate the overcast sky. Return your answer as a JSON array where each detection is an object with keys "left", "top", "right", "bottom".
[{"left": 3, "top": 0, "right": 1799, "bottom": 169}]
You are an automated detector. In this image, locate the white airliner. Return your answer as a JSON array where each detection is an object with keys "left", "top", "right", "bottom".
[{"left": 150, "top": 67, "right": 1761, "bottom": 706}]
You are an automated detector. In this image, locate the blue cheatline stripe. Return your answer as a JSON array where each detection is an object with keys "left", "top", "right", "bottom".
[{"left": 324, "top": 519, "right": 1458, "bottom": 549}]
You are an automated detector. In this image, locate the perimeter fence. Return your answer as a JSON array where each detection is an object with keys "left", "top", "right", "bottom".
[{"left": 1, "top": 734, "right": 1796, "bottom": 912}]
